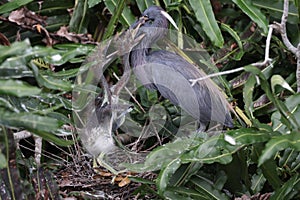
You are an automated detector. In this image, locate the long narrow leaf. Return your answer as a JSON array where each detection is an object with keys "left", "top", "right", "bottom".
[
  {"left": 244, "top": 65, "right": 299, "bottom": 129},
  {"left": 157, "top": 158, "right": 182, "bottom": 194},
  {"left": 189, "top": 0, "right": 224, "bottom": 47},
  {"left": 252, "top": 144, "right": 282, "bottom": 189},
  {"left": 258, "top": 132, "right": 300, "bottom": 166},
  {"left": 0, "top": 110, "right": 59, "bottom": 132},
  {"left": 270, "top": 175, "right": 300, "bottom": 200},
  {"left": 69, "top": 0, "right": 89, "bottom": 33},
  {"left": 233, "top": 0, "right": 268, "bottom": 34},
  {"left": 0, "top": 0, "right": 33, "bottom": 14},
  {"left": 164, "top": 186, "right": 209, "bottom": 199},
  {"left": 253, "top": 0, "right": 299, "bottom": 24},
  {"left": 0, "top": 80, "right": 41, "bottom": 97},
  {"left": 103, "top": 0, "right": 126, "bottom": 40},
  {"left": 190, "top": 176, "right": 229, "bottom": 200},
  {"left": 136, "top": 0, "right": 154, "bottom": 13},
  {"left": 182, "top": 128, "right": 270, "bottom": 164},
  {"left": 271, "top": 74, "right": 295, "bottom": 93},
  {"left": 104, "top": 0, "right": 135, "bottom": 26},
  {"left": 30, "top": 61, "right": 72, "bottom": 91}
]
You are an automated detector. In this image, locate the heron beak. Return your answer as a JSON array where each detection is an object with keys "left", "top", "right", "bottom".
[
  {"left": 130, "top": 16, "right": 147, "bottom": 30},
  {"left": 160, "top": 10, "right": 179, "bottom": 30}
]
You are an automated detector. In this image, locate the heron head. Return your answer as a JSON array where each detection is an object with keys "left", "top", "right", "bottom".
[
  {"left": 130, "top": 6, "right": 178, "bottom": 49},
  {"left": 95, "top": 88, "right": 112, "bottom": 124},
  {"left": 138, "top": 6, "right": 178, "bottom": 29}
]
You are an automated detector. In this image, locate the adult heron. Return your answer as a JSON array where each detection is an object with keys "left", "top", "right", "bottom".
[{"left": 130, "top": 6, "right": 233, "bottom": 130}]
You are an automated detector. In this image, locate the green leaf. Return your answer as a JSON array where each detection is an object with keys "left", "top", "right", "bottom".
[
  {"left": 272, "top": 93, "right": 300, "bottom": 133},
  {"left": 0, "top": 41, "right": 88, "bottom": 79},
  {"left": 0, "top": 80, "right": 41, "bottom": 97},
  {"left": 0, "top": 110, "right": 59, "bottom": 132},
  {"left": 44, "top": 68, "right": 79, "bottom": 79},
  {"left": 157, "top": 158, "right": 182, "bottom": 194},
  {"left": 138, "top": 86, "right": 158, "bottom": 107},
  {"left": 69, "top": 0, "right": 89, "bottom": 33},
  {"left": 189, "top": 0, "right": 224, "bottom": 47},
  {"left": 252, "top": 144, "right": 282, "bottom": 189},
  {"left": 259, "top": 132, "right": 300, "bottom": 166},
  {"left": 245, "top": 65, "right": 299, "bottom": 130},
  {"left": 220, "top": 23, "right": 243, "bottom": 50},
  {"left": 253, "top": 0, "right": 299, "bottom": 24},
  {"left": 270, "top": 175, "right": 300, "bottom": 200},
  {"left": 0, "top": 110, "right": 72, "bottom": 146},
  {"left": 123, "top": 138, "right": 196, "bottom": 172},
  {"left": 0, "top": 97, "right": 19, "bottom": 112},
  {"left": 0, "top": 40, "right": 30, "bottom": 63},
  {"left": 296, "top": 0, "right": 300, "bottom": 22},
  {"left": 220, "top": 23, "right": 244, "bottom": 60},
  {"left": 183, "top": 128, "right": 270, "bottom": 165},
  {"left": 129, "top": 176, "right": 155, "bottom": 185},
  {"left": 226, "top": 128, "right": 271, "bottom": 145},
  {"left": 29, "top": 61, "right": 72, "bottom": 91},
  {"left": 214, "top": 171, "right": 227, "bottom": 190},
  {"left": 233, "top": 0, "right": 268, "bottom": 34},
  {"left": 104, "top": 0, "right": 136, "bottom": 26},
  {"left": 0, "top": 0, "right": 34, "bottom": 14},
  {"left": 48, "top": 44, "right": 94, "bottom": 65},
  {"left": 279, "top": 148, "right": 300, "bottom": 172},
  {"left": 136, "top": 0, "right": 154, "bottom": 13},
  {"left": 183, "top": 134, "right": 234, "bottom": 164},
  {"left": 261, "top": 159, "right": 282, "bottom": 189},
  {"left": 271, "top": 74, "right": 295, "bottom": 93},
  {"left": 164, "top": 186, "right": 207, "bottom": 199},
  {"left": 251, "top": 169, "right": 266, "bottom": 193},
  {"left": 103, "top": 0, "right": 126, "bottom": 40},
  {"left": 0, "top": 153, "right": 7, "bottom": 169},
  {"left": 88, "top": 0, "right": 101, "bottom": 8},
  {"left": 190, "top": 176, "right": 229, "bottom": 200}
]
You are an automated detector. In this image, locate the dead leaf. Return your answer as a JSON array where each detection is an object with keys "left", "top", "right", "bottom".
[
  {"left": 118, "top": 176, "right": 131, "bottom": 187},
  {"left": 55, "top": 26, "right": 93, "bottom": 43},
  {"left": 8, "top": 7, "right": 47, "bottom": 27},
  {"left": 0, "top": 32, "right": 10, "bottom": 46}
]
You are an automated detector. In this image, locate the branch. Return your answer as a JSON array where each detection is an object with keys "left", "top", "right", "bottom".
[
  {"left": 189, "top": 67, "right": 244, "bottom": 86},
  {"left": 189, "top": 24, "right": 274, "bottom": 86},
  {"left": 273, "top": 0, "right": 298, "bottom": 54},
  {"left": 273, "top": 0, "right": 300, "bottom": 92}
]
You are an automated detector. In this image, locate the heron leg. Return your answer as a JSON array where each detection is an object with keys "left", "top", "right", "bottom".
[
  {"left": 196, "top": 122, "right": 207, "bottom": 133},
  {"left": 96, "top": 152, "right": 127, "bottom": 176}
]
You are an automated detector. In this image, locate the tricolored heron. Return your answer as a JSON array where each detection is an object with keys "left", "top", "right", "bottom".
[{"left": 129, "top": 6, "right": 233, "bottom": 130}]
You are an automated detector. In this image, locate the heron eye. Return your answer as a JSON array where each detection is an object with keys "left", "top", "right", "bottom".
[{"left": 147, "top": 18, "right": 154, "bottom": 24}]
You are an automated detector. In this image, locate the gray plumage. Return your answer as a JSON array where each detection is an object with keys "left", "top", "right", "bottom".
[{"left": 130, "top": 6, "right": 233, "bottom": 128}]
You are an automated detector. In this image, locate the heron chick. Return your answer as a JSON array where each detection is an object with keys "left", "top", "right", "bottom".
[{"left": 79, "top": 26, "right": 143, "bottom": 157}]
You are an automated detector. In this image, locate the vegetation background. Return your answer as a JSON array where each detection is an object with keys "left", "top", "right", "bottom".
[{"left": 0, "top": 0, "right": 299, "bottom": 199}]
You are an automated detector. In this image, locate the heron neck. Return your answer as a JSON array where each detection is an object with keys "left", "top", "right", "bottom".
[{"left": 130, "top": 47, "right": 149, "bottom": 68}]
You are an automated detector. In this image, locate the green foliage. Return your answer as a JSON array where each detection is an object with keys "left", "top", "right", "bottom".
[
  {"left": 0, "top": 0, "right": 299, "bottom": 199},
  {"left": 189, "top": 0, "right": 224, "bottom": 47},
  {"left": 0, "top": 0, "right": 33, "bottom": 14},
  {"left": 233, "top": 0, "right": 269, "bottom": 34}
]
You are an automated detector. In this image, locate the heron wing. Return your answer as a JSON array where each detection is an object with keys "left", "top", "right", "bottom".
[{"left": 143, "top": 50, "right": 233, "bottom": 127}]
